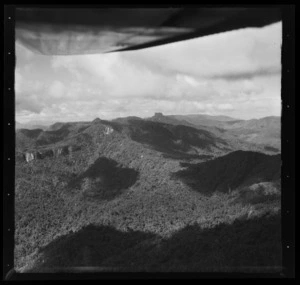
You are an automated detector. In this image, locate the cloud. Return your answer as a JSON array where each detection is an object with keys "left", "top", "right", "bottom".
[
  {"left": 48, "top": 81, "right": 65, "bottom": 98},
  {"left": 16, "top": 94, "right": 44, "bottom": 114},
  {"left": 15, "top": 68, "right": 23, "bottom": 93},
  {"left": 15, "top": 74, "right": 45, "bottom": 102},
  {"left": 15, "top": 22, "right": 282, "bottom": 123},
  {"left": 217, "top": 103, "right": 234, "bottom": 111}
]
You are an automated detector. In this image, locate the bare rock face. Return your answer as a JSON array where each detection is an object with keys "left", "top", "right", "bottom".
[
  {"left": 22, "top": 144, "right": 81, "bottom": 162},
  {"left": 25, "top": 152, "right": 35, "bottom": 162},
  {"left": 55, "top": 148, "right": 62, "bottom": 157},
  {"left": 52, "top": 146, "right": 69, "bottom": 157},
  {"left": 104, "top": 126, "right": 114, "bottom": 135}
]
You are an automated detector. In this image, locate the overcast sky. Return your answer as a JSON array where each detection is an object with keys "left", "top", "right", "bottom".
[{"left": 15, "top": 22, "right": 282, "bottom": 124}]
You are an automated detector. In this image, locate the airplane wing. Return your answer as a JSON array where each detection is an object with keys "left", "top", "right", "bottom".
[{"left": 15, "top": 7, "right": 281, "bottom": 55}]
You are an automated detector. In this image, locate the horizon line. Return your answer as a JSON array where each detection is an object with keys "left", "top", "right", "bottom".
[{"left": 15, "top": 113, "right": 281, "bottom": 125}]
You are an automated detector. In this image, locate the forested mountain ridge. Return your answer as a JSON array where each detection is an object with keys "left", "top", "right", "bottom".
[
  {"left": 16, "top": 114, "right": 279, "bottom": 162},
  {"left": 15, "top": 115, "right": 282, "bottom": 272}
]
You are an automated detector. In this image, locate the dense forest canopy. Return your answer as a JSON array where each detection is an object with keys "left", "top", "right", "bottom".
[{"left": 15, "top": 115, "right": 281, "bottom": 272}]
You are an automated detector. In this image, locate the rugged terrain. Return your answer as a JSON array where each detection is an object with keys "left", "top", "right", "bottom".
[
  {"left": 157, "top": 114, "right": 281, "bottom": 151},
  {"left": 15, "top": 114, "right": 281, "bottom": 272}
]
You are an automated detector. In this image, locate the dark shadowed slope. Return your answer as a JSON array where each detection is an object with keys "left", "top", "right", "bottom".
[
  {"left": 124, "top": 119, "right": 230, "bottom": 158},
  {"left": 108, "top": 212, "right": 281, "bottom": 272},
  {"left": 173, "top": 150, "right": 281, "bottom": 195},
  {"left": 30, "top": 212, "right": 281, "bottom": 272},
  {"left": 145, "top": 113, "right": 280, "bottom": 154},
  {"left": 31, "top": 225, "right": 156, "bottom": 271},
  {"left": 68, "top": 157, "right": 139, "bottom": 201}
]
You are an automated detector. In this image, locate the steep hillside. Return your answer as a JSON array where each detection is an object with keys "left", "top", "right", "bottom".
[
  {"left": 123, "top": 119, "right": 232, "bottom": 159},
  {"left": 173, "top": 151, "right": 281, "bottom": 195},
  {"left": 68, "top": 157, "right": 139, "bottom": 201},
  {"left": 16, "top": 129, "right": 44, "bottom": 151},
  {"left": 31, "top": 213, "right": 281, "bottom": 272}
]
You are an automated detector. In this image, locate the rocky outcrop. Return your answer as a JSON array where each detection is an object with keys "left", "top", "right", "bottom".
[
  {"left": 25, "top": 152, "right": 35, "bottom": 162},
  {"left": 104, "top": 126, "right": 114, "bottom": 135},
  {"left": 22, "top": 145, "right": 81, "bottom": 162},
  {"left": 52, "top": 145, "right": 75, "bottom": 157}
]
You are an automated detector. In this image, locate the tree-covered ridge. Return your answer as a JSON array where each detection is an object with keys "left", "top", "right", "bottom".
[
  {"left": 15, "top": 118, "right": 281, "bottom": 272},
  {"left": 16, "top": 116, "right": 277, "bottom": 158}
]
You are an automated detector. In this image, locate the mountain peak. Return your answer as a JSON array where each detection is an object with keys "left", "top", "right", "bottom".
[
  {"left": 92, "top": 118, "right": 102, "bottom": 124},
  {"left": 154, "top": 112, "right": 164, "bottom": 117}
]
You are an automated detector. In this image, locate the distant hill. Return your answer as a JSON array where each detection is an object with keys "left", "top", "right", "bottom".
[
  {"left": 221, "top": 116, "right": 281, "bottom": 150},
  {"left": 16, "top": 121, "right": 49, "bottom": 130},
  {"left": 222, "top": 116, "right": 280, "bottom": 129},
  {"left": 147, "top": 112, "right": 194, "bottom": 127},
  {"left": 150, "top": 114, "right": 281, "bottom": 151},
  {"left": 170, "top": 114, "right": 238, "bottom": 128},
  {"left": 112, "top": 116, "right": 143, "bottom": 124},
  {"left": 123, "top": 119, "right": 232, "bottom": 159}
]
